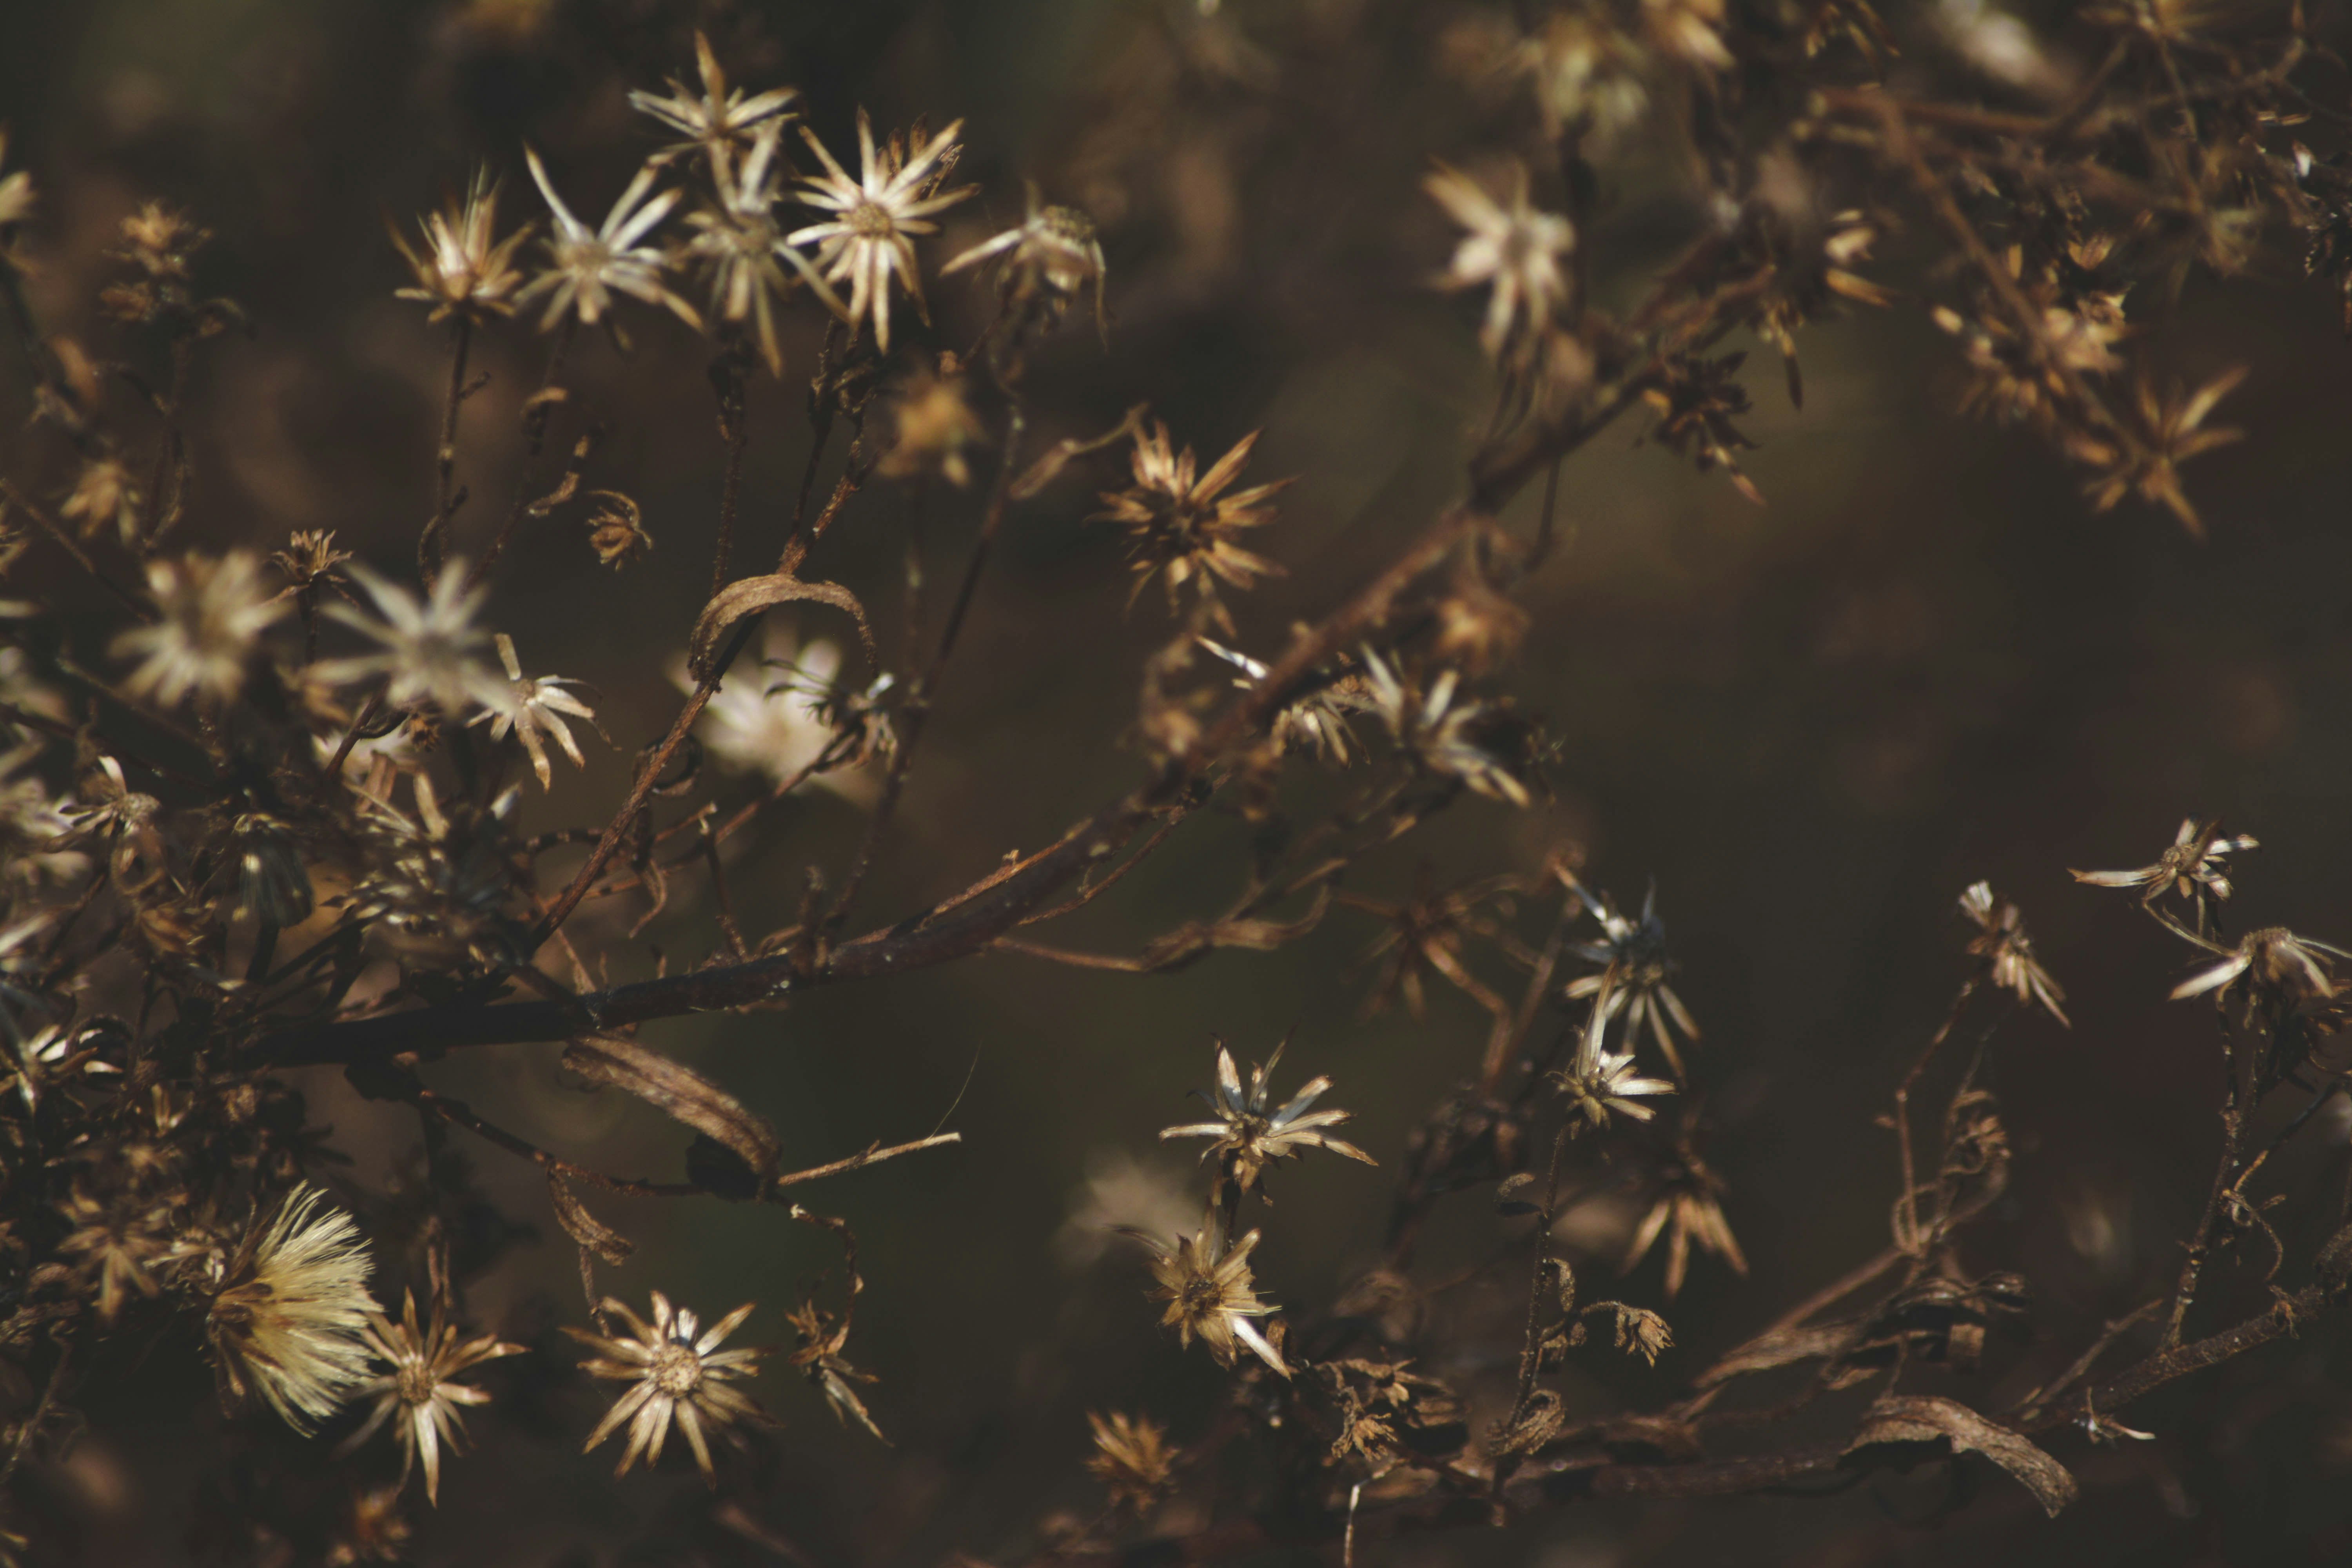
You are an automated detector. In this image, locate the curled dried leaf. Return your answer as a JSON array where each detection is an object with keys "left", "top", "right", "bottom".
[
  {"left": 689, "top": 572, "right": 877, "bottom": 678},
  {"left": 547, "top": 1172, "right": 633, "bottom": 1266},
  {"left": 563, "top": 1034, "right": 781, "bottom": 1184},
  {"left": 1845, "top": 1394, "right": 2077, "bottom": 1517}
]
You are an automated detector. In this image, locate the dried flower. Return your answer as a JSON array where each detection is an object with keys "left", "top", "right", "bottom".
[
  {"left": 2080, "top": 368, "right": 2246, "bottom": 537},
  {"left": 675, "top": 624, "right": 869, "bottom": 798},
  {"left": 1160, "top": 1039, "right": 1375, "bottom": 1200},
  {"left": 1361, "top": 648, "right": 1533, "bottom": 806},
  {"left": 2172, "top": 926, "right": 2345, "bottom": 1005},
  {"left": 1196, "top": 637, "right": 1368, "bottom": 766},
  {"left": 343, "top": 1288, "right": 523, "bottom": 1504},
  {"left": 113, "top": 550, "right": 284, "bottom": 706},
  {"left": 1086, "top": 1411, "right": 1176, "bottom": 1513},
  {"left": 942, "top": 187, "right": 1109, "bottom": 339},
  {"left": 471, "top": 633, "right": 597, "bottom": 789},
  {"left": 784, "top": 1298, "right": 889, "bottom": 1444},
  {"left": 60, "top": 456, "right": 140, "bottom": 545},
  {"left": 629, "top": 32, "right": 799, "bottom": 170},
  {"left": 566, "top": 1292, "right": 768, "bottom": 1481},
  {"left": 1512, "top": 13, "right": 1648, "bottom": 147},
  {"left": 879, "top": 366, "right": 986, "bottom": 488},
  {"left": 1552, "top": 1047, "right": 1677, "bottom": 1131},
  {"left": 1642, "top": 353, "right": 1762, "bottom": 503},
  {"left": 518, "top": 148, "right": 699, "bottom": 332},
  {"left": 1123, "top": 1216, "right": 1288, "bottom": 1376},
  {"left": 1426, "top": 160, "right": 1574, "bottom": 357},
  {"left": 582, "top": 490, "right": 653, "bottom": 568},
  {"left": 317, "top": 561, "right": 510, "bottom": 717},
  {"left": 788, "top": 109, "right": 974, "bottom": 352},
  {"left": 273, "top": 528, "right": 355, "bottom": 593},
  {"left": 206, "top": 1185, "right": 377, "bottom": 1432},
  {"left": 2073, "top": 817, "right": 2258, "bottom": 926},
  {"left": 683, "top": 123, "right": 842, "bottom": 376},
  {"left": 1622, "top": 1134, "right": 1748, "bottom": 1299},
  {"left": 391, "top": 167, "right": 530, "bottom": 324},
  {"left": 59, "top": 1187, "right": 167, "bottom": 1323},
  {"left": 1959, "top": 881, "right": 2069, "bottom": 1025},
  {"left": 116, "top": 201, "right": 207, "bottom": 279},
  {"left": 1093, "top": 423, "right": 1291, "bottom": 632},
  {"left": 1563, "top": 884, "right": 1699, "bottom": 1078},
  {"left": 1352, "top": 874, "right": 1519, "bottom": 1020}
]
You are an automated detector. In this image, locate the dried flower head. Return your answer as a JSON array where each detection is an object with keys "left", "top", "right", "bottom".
[
  {"left": 113, "top": 550, "right": 284, "bottom": 707},
  {"left": 566, "top": 1292, "right": 768, "bottom": 1481},
  {"left": 391, "top": 167, "right": 529, "bottom": 324},
  {"left": 1123, "top": 1217, "right": 1288, "bottom": 1376},
  {"left": 1622, "top": 1134, "right": 1748, "bottom": 1299},
  {"left": 2172, "top": 925, "right": 2346, "bottom": 1005},
  {"left": 2079, "top": 367, "right": 2247, "bottom": 537},
  {"left": 784, "top": 1298, "right": 889, "bottom": 1444},
  {"left": 2073, "top": 816, "right": 2258, "bottom": 927},
  {"left": 942, "top": 186, "right": 1109, "bottom": 340},
  {"left": 1552, "top": 1046, "right": 1677, "bottom": 1131},
  {"left": 1426, "top": 160, "right": 1575, "bottom": 357},
  {"left": 1352, "top": 873, "right": 1519, "bottom": 1021},
  {"left": 343, "top": 1288, "right": 523, "bottom": 1504},
  {"left": 60, "top": 456, "right": 140, "bottom": 546},
  {"left": 582, "top": 490, "right": 653, "bottom": 568},
  {"left": 1086, "top": 1410, "right": 1176, "bottom": 1513},
  {"left": 1642, "top": 353, "right": 1762, "bottom": 503},
  {"left": 1563, "top": 884, "right": 1699, "bottom": 1078},
  {"left": 317, "top": 561, "right": 510, "bottom": 717},
  {"left": 677, "top": 624, "right": 870, "bottom": 797},
  {"left": 1196, "top": 638, "right": 1368, "bottom": 766},
  {"left": 1093, "top": 423, "right": 1291, "bottom": 632},
  {"left": 682, "top": 123, "right": 842, "bottom": 376},
  {"left": 206, "top": 1185, "right": 377, "bottom": 1433},
  {"left": 1160, "top": 1038, "right": 1375, "bottom": 1200},
  {"left": 1959, "top": 881, "right": 2069, "bottom": 1025},
  {"left": 273, "top": 528, "right": 355, "bottom": 593},
  {"left": 58, "top": 1187, "right": 167, "bottom": 1323},
  {"left": 788, "top": 109, "right": 974, "bottom": 352},
  {"left": 629, "top": 32, "right": 799, "bottom": 170},
  {"left": 1512, "top": 13, "right": 1648, "bottom": 146},
  {"left": 470, "top": 633, "right": 597, "bottom": 789},
  {"left": 518, "top": 148, "right": 699, "bottom": 332},
  {"left": 1361, "top": 649, "right": 1533, "bottom": 806},
  {"left": 879, "top": 366, "right": 986, "bottom": 487}
]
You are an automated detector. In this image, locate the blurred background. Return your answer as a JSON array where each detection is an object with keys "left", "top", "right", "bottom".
[{"left": 9, "top": 0, "right": 2352, "bottom": 1563}]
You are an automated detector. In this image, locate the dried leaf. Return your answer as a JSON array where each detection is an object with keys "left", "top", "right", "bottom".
[
  {"left": 1694, "top": 1323, "right": 1852, "bottom": 1388},
  {"left": 564, "top": 1034, "right": 781, "bottom": 1184},
  {"left": 1845, "top": 1394, "right": 2078, "bottom": 1517},
  {"left": 548, "top": 1172, "right": 633, "bottom": 1265},
  {"left": 1138, "top": 886, "right": 1332, "bottom": 972},
  {"left": 689, "top": 572, "right": 876, "bottom": 678}
]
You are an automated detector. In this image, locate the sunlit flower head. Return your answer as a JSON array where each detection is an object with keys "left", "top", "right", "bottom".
[
  {"left": 518, "top": 148, "right": 700, "bottom": 333},
  {"left": 788, "top": 109, "right": 974, "bottom": 352},
  {"left": 113, "top": 550, "right": 284, "bottom": 706}
]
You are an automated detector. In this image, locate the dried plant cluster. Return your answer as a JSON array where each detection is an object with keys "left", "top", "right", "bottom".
[{"left": 0, "top": 1, "right": 2348, "bottom": 1562}]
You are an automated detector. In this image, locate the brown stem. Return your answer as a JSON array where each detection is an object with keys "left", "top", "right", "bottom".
[
  {"left": 822, "top": 402, "right": 1025, "bottom": 939},
  {"left": 419, "top": 316, "right": 473, "bottom": 588}
]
